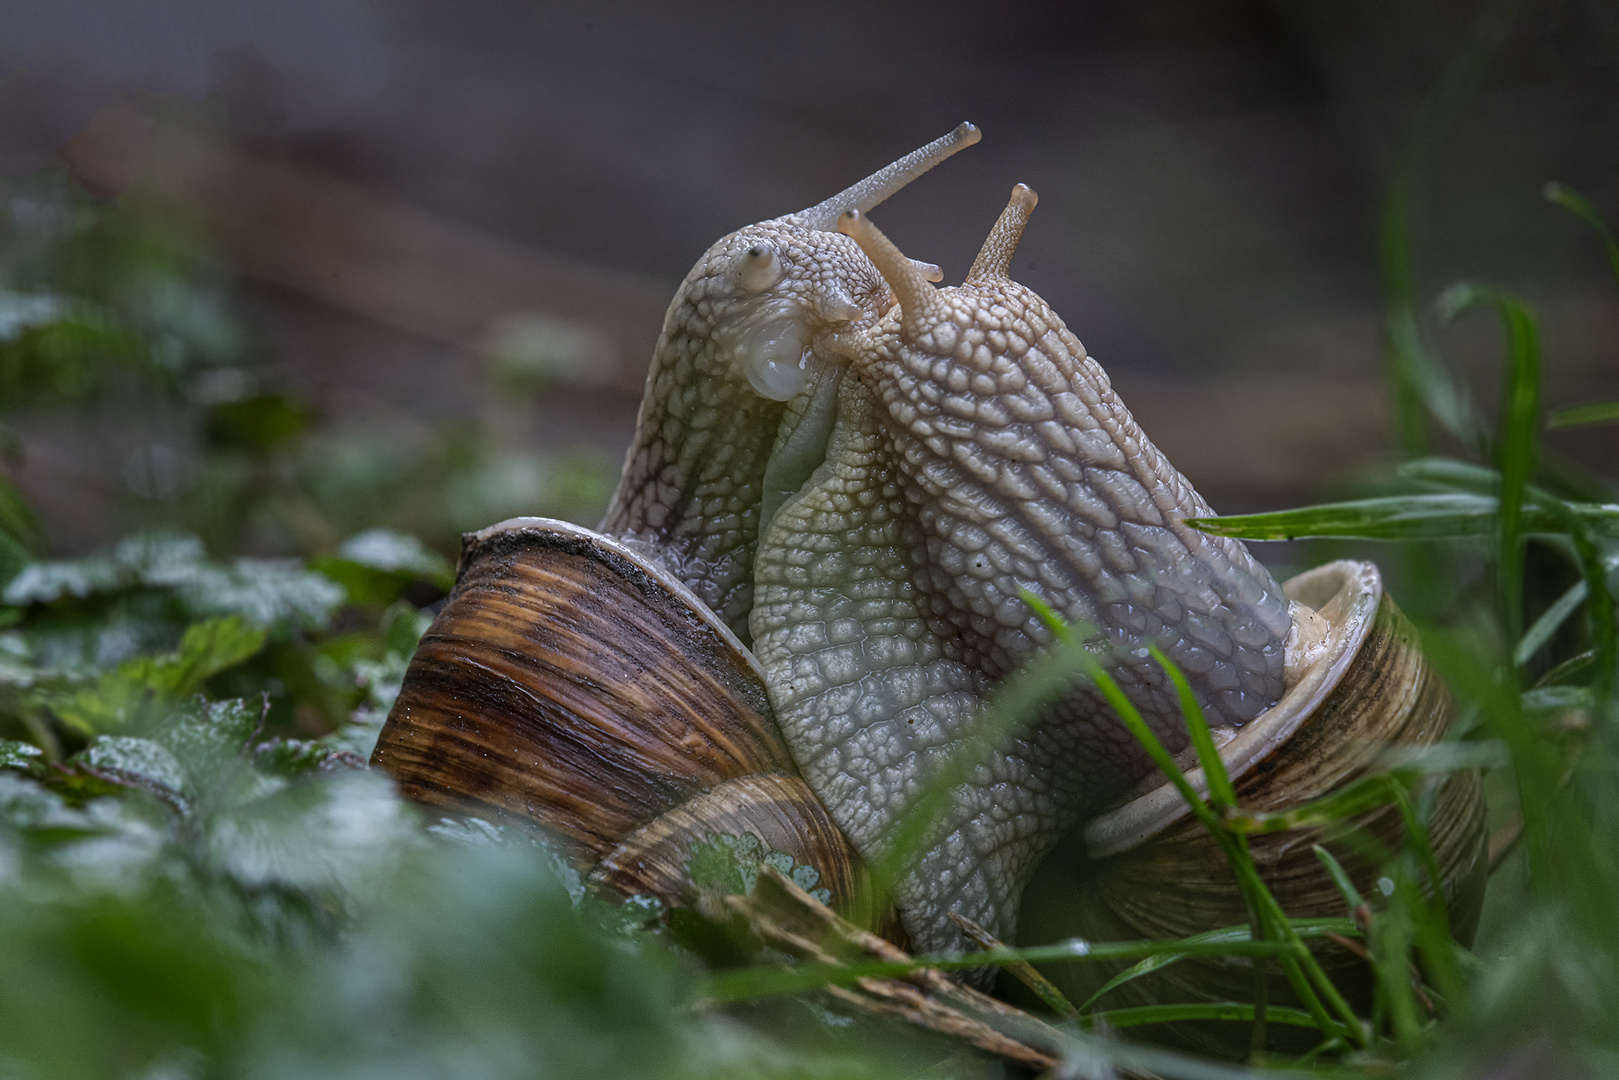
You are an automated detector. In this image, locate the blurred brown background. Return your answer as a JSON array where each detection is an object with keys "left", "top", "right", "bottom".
[{"left": 2, "top": 0, "right": 1615, "bottom": 557}]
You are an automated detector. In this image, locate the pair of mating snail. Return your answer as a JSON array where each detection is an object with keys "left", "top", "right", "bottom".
[{"left": 372, "top": 124, "right": 1487, "bottom": 1013}]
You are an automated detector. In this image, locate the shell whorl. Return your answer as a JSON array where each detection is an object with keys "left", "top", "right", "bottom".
[{"left": 372, "top": 519, "right": 887, "bottom": 929}]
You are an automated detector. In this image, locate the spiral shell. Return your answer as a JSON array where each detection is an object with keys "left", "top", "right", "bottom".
[
  {"left": 1028, "top": 560, "right": 1488, "bottom": 1053},
  {"left": 371, "top": 517, "right": 885, "bottom": 928}
]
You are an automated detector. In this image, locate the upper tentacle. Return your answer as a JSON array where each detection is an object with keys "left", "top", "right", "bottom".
[
  {"left": 788, "top": 122, "right": 980, "bottom": 231},
  {"left": 836, "top": 209, "right": 951, "bottom": 344},
  {"left": 966, "top": 184, "right": 1037, "bottom": 284}
]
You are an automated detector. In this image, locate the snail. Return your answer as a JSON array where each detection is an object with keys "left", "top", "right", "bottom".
[{"left": 371, "top": 126, "right": 1487, "bottom": 1002}]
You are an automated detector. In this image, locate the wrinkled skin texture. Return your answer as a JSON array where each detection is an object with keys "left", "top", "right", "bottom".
[
  {"left": 751, "top": 205, "right": 1293, "bottom": 946},
  {"left": 602, "top": 155, "right": 1293, "bottom": 954},
  {"left": 601, "top": 220, "right": 892, "bottom": 638}
]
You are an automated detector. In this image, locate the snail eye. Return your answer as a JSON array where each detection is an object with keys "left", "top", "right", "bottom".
[{"left": 734, "top": 243, "right": 783, "bottom": 293}]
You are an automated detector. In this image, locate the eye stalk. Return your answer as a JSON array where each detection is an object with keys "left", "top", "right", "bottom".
[{"left": 734, "top": 243, "right": 783, "bottom": 294}]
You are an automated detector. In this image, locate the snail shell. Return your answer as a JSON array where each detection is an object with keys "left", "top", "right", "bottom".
[
  {"left": 371, "top": 518, "right": 888, "bottom": 931},
  {"left": 1023, "top": 559, "right": 1488, "bottom": 1052}
]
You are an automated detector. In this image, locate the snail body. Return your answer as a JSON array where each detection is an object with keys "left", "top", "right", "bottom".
[
  {"left": 748, "top": 188, "right": 1298, "bottom": 950},
  {"left": 372, "top": 126, "right": 1485, "bottom": 1004}
]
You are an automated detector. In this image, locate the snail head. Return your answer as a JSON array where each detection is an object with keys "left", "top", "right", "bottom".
[{"left": 602, "top": 123, "right": 980, "bottom": 633}]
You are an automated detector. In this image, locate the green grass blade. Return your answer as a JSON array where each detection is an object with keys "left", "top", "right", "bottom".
[
  {"left": 1419, "top": 630, "right": 1561, "bottom": 886},
  {"left": 1391, "top": 784, "right": 1448, "bottom": 914},
  {"left": 1080, "top": 953, "right": 1190, "bottom": 1015},
  {"left": 1190, "top": 495, "right": 1619, "bottom": 542},
  {"left": 1312, "top": 845, "right": 1367, "bottom": 913},
  {"left": 1373, "top": 870, "right": 1423, "bottom": 1045},
  {"left": 1544, "top": 182, "right": 1619, "bottom": 288},
  {"left": 1384, "top": 781, "right": 1463, "bottom": 1015},
  {"left": 1223, "top": 775, "right": 1399, "bottom": 835},
  {"left": 1436, "top": 282, "right": 1541, "bottom": 645},
  {"left": 1080, "top": 654, "right": 1221, "bottom": 836},
  {"left": 1094, "top": 655, "right": 1364, "bottom": 1044},
  {"left": 1549, "top": 401, "right": 1619, "bottom": 429},
  {"left": 698, "top": 936, "right": 1302, "bottom": 1003},
  {"left": 1149, "top": 643, "right": 1237, "bottom": 810},
  {"left": 1532, "top": 651, "right": 1595, "bottom": 690},
  {"left": 1078, "top": 920, "right": 1358, "bottom": 1013},
  {"left": 1515, "top": 580, "right": 1588, "bottom": 667},
  {"left": 1376, "top": 741, "right": 1511, "bottom": 772},
  {"left": 1377, "top": 0, "right": 1522, "bottom": 456},
  {"left": 1396, "top": 456, "right": 1500, "bottom": 492},
  {"left": 1089, "top": 1001, "right": 1324, "bottom": 1033},
  {"left": 1024, "top": 596, "right": 1369, "bottom": 1046},
  {"left": 1187, "top": 494, "right": 1498, "bottom": 541},
  {"left": 1521, "top": 685, "right": 1593, "bottom": 713},
  {"left": 1562, "top": 514, "right": 1618, "bottom": 709}
]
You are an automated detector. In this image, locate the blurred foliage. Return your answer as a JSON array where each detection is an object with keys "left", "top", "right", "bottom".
[{"left": 0, "top": 161, "right": 617, "bottom": 565}]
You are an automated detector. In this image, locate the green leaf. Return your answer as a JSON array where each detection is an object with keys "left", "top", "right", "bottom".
[
  {"left": 0, "top": 770, "right": 87, "bottom": 830},
  {"left": 0, "top": 290, "right": 69, "bottom": 341},
  {"left": 337, "top": 529, "right": 453, "bottom": 584},
  {"left": 1396, "top": 456, "right": 1500, "bottom": 493},
  {"left": 2, "top": 533, "right": 344, "bottom": 631},
  {"left": 0, "top": 739, "right": 44, "bottom": 771},
  {"left": 0, "top": 474, "right": 41, "bottom": 550},
  {"left": 172, "top": 560, "right": 345, "bottom": 631},
  {"left": 1521, "top": 685, "right": 1592, "bottom": 713},
  {"left": 134, "top": 617, "right": 268, "bottom": 697},
  {"left": 43, "top": 617, "right": 266, "bottom": 735},
  {"left": 683, "top": 834, "right": 832, "bottom": 906},
  {"left": 76, "top": 735, "right": 191, "bottom": 804},
  {"left": 204, "top": 772, "right": 413, "bottom": 895},
  {"left": 203, "top": 393, "right": 311, "bottom": 453},
  {"left": 1533, "top": 649, "right": 1594, "bottom": 689},
  {"left": 149, "top": 697, "right": 264, "bottom": 794},
  {"left": 3, "top": 547, "right": 124, "bottom": 603},
  {"left": 313, "top": 531, "right": 454, "bottom": 607},
  {"left": 0, "top": 528, "right": 29, "bottom": 592},
  {"left": 686, "top": 832, "right": 765, "bottom": 897}
]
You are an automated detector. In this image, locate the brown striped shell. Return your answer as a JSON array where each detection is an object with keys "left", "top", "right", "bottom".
[
  {"left": 1024, "top": 560, "right": 1488, "bottom": 1054},
  {"left": 370, "top": 517, "right": 884, "bottom": 928}
]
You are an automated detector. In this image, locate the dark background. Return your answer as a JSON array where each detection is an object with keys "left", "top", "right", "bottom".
[{"left": 2, "top": 0, "right": 1616, "bottom": 559}]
